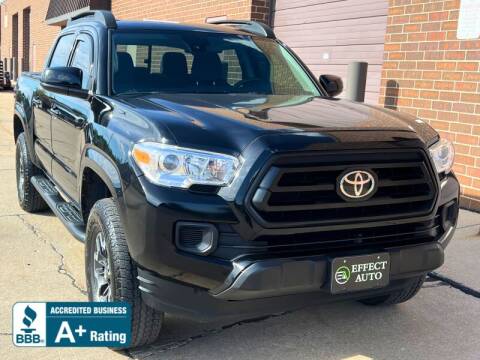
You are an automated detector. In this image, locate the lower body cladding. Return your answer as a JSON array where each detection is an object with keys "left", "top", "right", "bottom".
[{"left": 125, "top": 168, "right": 459, "bottom": 321}]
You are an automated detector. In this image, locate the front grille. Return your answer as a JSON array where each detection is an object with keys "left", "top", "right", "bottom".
[
  {"left": 254, "top": 215, "right": 442, "bottom": 253},
  {"left": 249, "top": 149, "right": 437, "bottom": 227}
]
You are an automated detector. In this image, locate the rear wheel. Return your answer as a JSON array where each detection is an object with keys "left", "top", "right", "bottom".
[
  {"left": 359, "top": 275, "right": 426, "bottom": 306},
  {"left": 15, "top": 133, "right": 48, "bottom": 212},
  {"left": 85, "top": 198, "right": 164, "bottom": 348}
]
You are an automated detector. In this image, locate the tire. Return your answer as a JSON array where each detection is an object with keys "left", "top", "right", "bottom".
[
  {"left": 15, "top": 132, "right": 48, "bottom": 212},
  {"left": 85, "top": 198, "right": 164, "bottom": 348},
  {"left": 359, "top": 275, "right": 426, "bottom": 306}
]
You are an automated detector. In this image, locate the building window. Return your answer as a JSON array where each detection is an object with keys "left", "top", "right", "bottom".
[
  {"left": 12, "top": 13, "right": 18, "bottom": 79},
  {"left": 22, "top": 7, "right": 31, "bottom": 72}
]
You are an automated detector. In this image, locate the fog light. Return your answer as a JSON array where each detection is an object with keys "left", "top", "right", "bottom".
[{"left": 175, "top": 222, "right": 218, "bottom": 255}]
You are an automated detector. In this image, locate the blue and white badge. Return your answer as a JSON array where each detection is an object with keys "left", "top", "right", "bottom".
[{"left": 13, "top": 302, "right": 131, "bottom": 347}]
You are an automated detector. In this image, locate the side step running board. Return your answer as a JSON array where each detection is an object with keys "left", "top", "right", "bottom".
[{"left": 31, "top": 176, "right": 86, "bottom": 242}]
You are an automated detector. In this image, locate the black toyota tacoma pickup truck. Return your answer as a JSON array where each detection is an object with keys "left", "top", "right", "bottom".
[{"left": 14, "top": 10, "right": 459, "bottom": 348}]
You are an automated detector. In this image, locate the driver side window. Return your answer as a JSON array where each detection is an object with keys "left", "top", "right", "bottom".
[
  {"left": 70, "top": 36, "right": 93, "bottom": 90},
  {"left": 49, "top": 34, "right": 75, "bottom": 68}
]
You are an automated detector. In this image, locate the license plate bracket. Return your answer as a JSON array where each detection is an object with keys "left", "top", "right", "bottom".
[{"left": 330, "top": 253, "right": 390, "bottom": 294}]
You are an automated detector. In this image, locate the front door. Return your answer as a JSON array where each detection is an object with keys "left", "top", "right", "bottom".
[
  {"left": 33, "top": 33, "right": 76, "bottom": 176},
  {"left": 51, "top": 33, "right": 93, "bottom": 201}
]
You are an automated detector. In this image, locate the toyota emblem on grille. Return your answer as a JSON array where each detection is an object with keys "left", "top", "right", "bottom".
[{"left": 338, "top": 170, "right": 377, "bottom": 201}]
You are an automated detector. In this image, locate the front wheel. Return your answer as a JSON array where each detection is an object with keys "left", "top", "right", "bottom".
[
  {"left": 85, "top": 198, "right": 164, "bottom": 348},
  {"left": 358, "top": 275, "right": 426, "bottom": 306}
]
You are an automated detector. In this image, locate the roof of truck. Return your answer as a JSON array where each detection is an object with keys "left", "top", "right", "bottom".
[
  {"left": 66, "top": 11, "right": 275, "bottom": 38},
  {"left": 116, "top": 20, "right": 248, "bottom": 35}
]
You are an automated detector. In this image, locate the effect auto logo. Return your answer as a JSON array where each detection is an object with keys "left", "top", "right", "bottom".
[
  {"left": 335, "top": 266, "right": 351, "bottom": 285},
  {"left": 338, "top": 170, "right": 377, "bottom": 200}
]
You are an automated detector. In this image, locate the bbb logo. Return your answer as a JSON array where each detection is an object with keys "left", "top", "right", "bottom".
[
  {"left": 13, "top": 303, "right": 46, "bottom": 347},
  {"left": 17, "top": 305, "right": 41, "bottom": 344}
]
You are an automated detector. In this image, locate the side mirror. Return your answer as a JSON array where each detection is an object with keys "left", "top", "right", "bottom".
[
  {"left": 319, "top": 74, "right": 343, "bottom": 98},
  {"left": 41, "top": 67, "right": 88, "bottom": 98}
]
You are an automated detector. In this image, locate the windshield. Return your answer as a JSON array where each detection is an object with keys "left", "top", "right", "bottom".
[{"left": 111, "top": 31, "right": 321, "bottom": 96}]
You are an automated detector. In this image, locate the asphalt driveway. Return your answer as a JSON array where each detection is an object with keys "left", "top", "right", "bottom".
[{"left": 0, "top": 90, "right": 479, "bottom": 360}]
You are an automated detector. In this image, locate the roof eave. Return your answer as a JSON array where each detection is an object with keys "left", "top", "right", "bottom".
[{"left": 45, "top": 6, "right": 90, "bottom": 26}]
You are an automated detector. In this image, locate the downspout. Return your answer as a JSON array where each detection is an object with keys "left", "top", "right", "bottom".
[{"left": 268, "top": 0, "right": 276, "bottom": 27}]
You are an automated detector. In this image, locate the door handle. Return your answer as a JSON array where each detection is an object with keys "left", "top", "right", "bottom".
[
  {"left": 72, "top": 116, "right": 86, "bottom": 128},
  {"left": 50, "top": 107, "right": 61, "bottom": 117},
  {"left": 32, "top": 97, "right": 42, "bottom": 107},
  {"left": 51, "top": 105, "right": 85, "bottom": 128}
]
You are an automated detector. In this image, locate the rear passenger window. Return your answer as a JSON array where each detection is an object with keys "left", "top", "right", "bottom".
[
  {"left": 219, "top": 49, "right": 243, "bottom": 86},
  {"left": 151, "top": 46, "right": 193, "bottom": 74},
  {"left": 49, "top": 34, "right": 75, "bottom": 68},
  {"left": 70, "top": 37, "right": 93, "bottom": 90},
  {"left": 115, "top": 44, "right": 193, "bottom": 74},
  {"left": 123, "top": 45, "right": 149, "bottom": 69}
]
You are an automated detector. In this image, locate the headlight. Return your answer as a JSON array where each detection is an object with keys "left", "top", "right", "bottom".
[
  {"left": 429, "top": 138, "right": 454, "bottom": 174},
  {"left": 132, "top": 142, "right": 241, "bottom": 188}
]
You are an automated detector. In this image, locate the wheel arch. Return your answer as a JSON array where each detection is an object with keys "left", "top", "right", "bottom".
[
  {"left": 14, "top": 105, "right": 36, "bottom": 161},
  {"left": 80, "top": 147, "right": 123, "bottom": 220},
  {"left": 13, "top": 114, "right": 24, "bottom": 142}
]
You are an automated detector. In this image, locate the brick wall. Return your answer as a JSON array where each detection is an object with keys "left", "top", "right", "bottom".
[
  {"left": 251, "top": 0, "right": 270, "bottom": 23},
  {"left": 0, "top": 0, "right": 60, "bottom": 72},
  {"left": 379, "top": 0, "right": 480, "bottom": 210},
  {"left": 111, "top": 0, "right": 270, "bottom": 24}
]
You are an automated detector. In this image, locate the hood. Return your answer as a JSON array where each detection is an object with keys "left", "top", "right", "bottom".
[{"left": 114, "top": 94, "right": 438, "bottom": 154}]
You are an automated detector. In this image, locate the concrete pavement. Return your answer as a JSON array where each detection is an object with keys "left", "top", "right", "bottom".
[{"left": 0, "top": 90, "right": 479, "bottom": 360}]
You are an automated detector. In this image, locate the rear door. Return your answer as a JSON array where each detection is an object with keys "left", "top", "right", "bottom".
[
  {"left": 51, "top": 33, "right": 93, "bottom": 200},
  {"left": 33, "top": 33, "right": 75, "bottom": 174}
]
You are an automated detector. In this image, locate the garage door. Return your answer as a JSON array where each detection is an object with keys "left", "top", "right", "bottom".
[{"left": 273, "top": 0, "right": 388, "bottom": 104}]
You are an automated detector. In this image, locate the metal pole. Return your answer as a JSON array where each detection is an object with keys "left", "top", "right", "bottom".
[{"left": 346, "top": 61, "right": 368, "bottom": 102}]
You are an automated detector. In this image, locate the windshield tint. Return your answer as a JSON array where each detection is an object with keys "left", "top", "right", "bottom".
[{"left": 111, "top": 31, "right": 320, "bottom": 96}]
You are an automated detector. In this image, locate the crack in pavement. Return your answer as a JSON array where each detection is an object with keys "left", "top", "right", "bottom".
[
  {"left": 17, "top": 215, "right": 87, "bottom": 296},
  {"left": 128, "top": 311, "right": 291, "bottom": 359},
  {"left": 456, "top": 223, "right": 480, "bottom": 230},
  {"left": 0, "top": 333, "right": 12, "bottom": 336},
  {"left": 49, "top": 242, "right": 88, "bottom": 296},
  {"left": 422, "top": 282, "right": 448, "bottom": 289},
  {"left": 428, "top": 271, "right": 480, "bottom": 299},
  {"left": 0, "top": 213, "right": 27, "bottom": 218}
]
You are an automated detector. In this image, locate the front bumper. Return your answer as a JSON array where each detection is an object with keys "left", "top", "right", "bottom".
[
  {"left": 211, "top": 241, "right": 447, "bottom": 301},
  {"left": 137, "top": 241, "right": 446, "bottom": 321}
]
